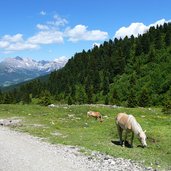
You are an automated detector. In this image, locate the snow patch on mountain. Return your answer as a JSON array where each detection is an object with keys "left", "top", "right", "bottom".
[{"left": 0, "top": 56, "right": 68, "bottom": 87}]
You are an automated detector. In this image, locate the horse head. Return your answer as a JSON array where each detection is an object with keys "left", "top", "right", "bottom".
[{"left": 139, "top": 130, "right": 147, "bottom": 147}]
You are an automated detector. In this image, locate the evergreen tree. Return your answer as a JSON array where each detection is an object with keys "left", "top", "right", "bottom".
[
  {"left": 0, "top": 89, "right": 3, "bottom": 104},
  {"left": 75, "top": 85, "right": 87, "bottom": 104},
  {"left": 165, "top": 31, "right": 171, "bottom": 46},
  {"left": 148, "top": 49, "right": 156, "bottom": 62},
  {"left": 102, "top": 73, "right": 109, "bottom": 95},
  {"left": 68, "top": 95, "right": 73, "bottom": 105},
  {"left": 86, "top": 85, "right": 94, "bottom": 104},
  {"left": 21, "top": 93, "right": 32, "bottom": 104},
  {"left": 135, "top": 38, "right": 143, "bottom": 56},
  {"left": 3, "top": 93, "right": 13, "bottom": 104},
  {"left": 105, "top": 95, "right": 109, "bottom": 105},
  {"left": 141, "top": 34, "right": 150, "bottom": 54},
  {"left": 92, "top": 70, "right": 101, "bottom": 94},
  {"left": 127, "top": 73, "right": 137, "bottom": 107},
  {"left": 127, "top": 88, "right": 137, "bottom": 107},
  {"left": 138, "top": 88, "right": 150, "bottom": 107},
  {"left": 111, "top": 48, "right": 125, "bottom": 76},
  {"left": 155, "top": 30, "right": 162, "bottom": 49},
  {"left": 111, "top": 88, "right": 119, "bottom": 105},
  {"left": 70, "top": 85, "right": 76, "bottom": 102}
]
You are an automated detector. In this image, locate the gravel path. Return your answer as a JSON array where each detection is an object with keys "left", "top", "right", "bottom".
[{"left": 0, "top": 127, "right": 149, "bottom": 171}]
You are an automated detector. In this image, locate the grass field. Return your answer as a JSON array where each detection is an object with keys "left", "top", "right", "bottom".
[{"left": 0, "top": 104, "right": 170, "bottom": 170}]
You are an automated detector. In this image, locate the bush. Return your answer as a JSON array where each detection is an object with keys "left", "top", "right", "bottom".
[{"left": 39, "top": 90, "right": 52, "bottom": 106}]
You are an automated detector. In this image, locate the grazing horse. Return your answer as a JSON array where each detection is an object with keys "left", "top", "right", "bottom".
[
  {"left": 87, "top": 111, "right": 103, "bottom": 122},
  {"left": 115, "top": 113, "right": 147, "bottom": 147}
]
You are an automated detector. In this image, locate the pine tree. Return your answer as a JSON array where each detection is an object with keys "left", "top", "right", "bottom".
[
  {"left": 141, "top": 34, "right": 150, "bottom": 54},
  {"left": 93, "top": 70, "right": 101, "bottom": 94},
  {"left": 69, "top": 85, "right": 75, "bottom": 103},
  {"left": 148, "top": 49, "right": 155, "bottom": 62},
  {"left": 76, "top": 85, "right": 87, "bottom": 104},
  {"left": 135, "top": 38, "right": 143, "bottom": 56},
  {"left": 3, "top": 93, "right": 13, "bottom": 104},
  {"left": 102, "top": 73, "right": 109, "bottom": 95},
  {"left": 127, "top": 73, "right": 137, "bottom": 107},
  {"left": 111, "top": 88, "right": 119, "bottom": 105},
  {"left": 0, "top": 89, "right": 3, "bottom": 104},
  {"left": 138, "top": 88, "right": 150, "bottom": 107},
  {"left": 22, "top": 93, "right": 32, "bottom": 104},
  {"left": 165, "top": 31, "right": 171, "bottom": 46},
  {"left": 105, "top": 95, "right": 109, "bottom": 105},
  {"left": 68, "top": 95, "right": 73, "bottom": 105},
  {"left": 127, "top": 88, "right": 137, "bottom": 107},
  {"left": 155, "top": 30, "right": 162, "bottom": 49},
  {"left": 86, "top": 85, "right": 94, "bottom": 104}
]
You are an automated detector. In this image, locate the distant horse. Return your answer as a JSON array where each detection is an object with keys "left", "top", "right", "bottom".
[
  {"left": 115, "top": 113, "right": 147, "bottom": 147},
  {"left": 87, "top": 111, "right": 103, "bottom": 122}
]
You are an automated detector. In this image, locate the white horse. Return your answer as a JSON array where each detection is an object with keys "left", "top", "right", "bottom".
[{"left": 115, "top": 113, "right": 147, "bottom": 147}]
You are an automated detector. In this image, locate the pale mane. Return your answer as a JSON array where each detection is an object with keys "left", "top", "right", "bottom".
[{"left": 129, "top": 115, "right": 143, "bottom": 135}]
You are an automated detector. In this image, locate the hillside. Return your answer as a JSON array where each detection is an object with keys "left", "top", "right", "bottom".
[{"left": 0, "top": 23, "right": 171, "bottom": 106}]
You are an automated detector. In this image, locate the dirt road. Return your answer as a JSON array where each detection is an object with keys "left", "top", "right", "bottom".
[{"left": 0, "top": 127, "right": 146, "bottom": 171}]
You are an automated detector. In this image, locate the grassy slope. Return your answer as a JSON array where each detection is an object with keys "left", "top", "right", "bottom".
[{"left": 0, "top": 104, "right": 170, "bottom": 170}]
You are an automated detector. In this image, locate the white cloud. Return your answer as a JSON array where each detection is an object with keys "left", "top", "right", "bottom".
[
  {"left": 6, "top": 42, "right": 39, "bottom": 51},
  {"left": 0, "top": 33, "right": 38, "bottom": 52},
  {"left": 149, "top": 18, "right": 171, "bottom": 27},
  {"left": 40, "top": 11, "right": 46, "bottom": 16},
  {"left": 54, "top": 56, "right": 68, "bottom": 62},
  {"left": 114, "top": 18, "right": 171, "bottom": 39},
  {"left": 65, "top": 25, "right": 108, "bottom": 42},
  {"left": 0, "top": 41, "right": 9, "bottom": 48},
  {"left": 37, "top": 15, "right": 68, "bottom": 31},
  {"left": 2, "top": 34, "right": 23, "bottom": 42},
  {"left": 27, "top": 31, "right": 63, "bottom": 44},
  {"left": 36, "top": 24, "right": 49, "bottom": 30},
  {"left": 47, "top": 15, "right": 68, "bottom": 27},
  {"left": 47, "top": 15, "right": 68, "bottom": 29},
  {"left": 115, "top": 23, "right": 148, "bottom": 39}
]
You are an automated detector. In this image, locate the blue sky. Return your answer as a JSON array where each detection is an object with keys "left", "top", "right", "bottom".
[{"left": 0, "top": 0, "right": 171, "bottom": 61}]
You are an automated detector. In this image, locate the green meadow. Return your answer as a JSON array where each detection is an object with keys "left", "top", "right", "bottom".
[{"left": 0, "top": 104, "right": 170, "bottom": 170}]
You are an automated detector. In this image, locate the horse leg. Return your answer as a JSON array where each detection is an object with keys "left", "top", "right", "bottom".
[
  {"left": 87, "top": 114, "right": 90, "bottom": 119},
  {"left": 130, "top": 132, "right": 134, "bottom": 147},
  {"left": 124, "top": 130, "right": 128, "bottom": 147},
  {"left": 117, "top": 125, "right": 123, "bottom": 146}
]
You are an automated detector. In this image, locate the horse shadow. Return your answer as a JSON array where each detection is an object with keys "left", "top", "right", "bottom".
[
  {"left": 111, "top": 140, "right": 146, "bottom": 148},
  {"left": 111, "top": 140, "right": 132, "bottom": 148}
]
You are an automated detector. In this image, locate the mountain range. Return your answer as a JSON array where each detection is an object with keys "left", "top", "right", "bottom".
[{"left": 0, "top": 56, "right": 68, "bottom": 87}]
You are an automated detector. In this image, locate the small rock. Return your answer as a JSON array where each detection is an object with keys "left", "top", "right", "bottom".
[
  {"left": 88, "top": 156, "right": 93, "bottom": 160},
  {"left": 155, "top": 161, "right": 160, "bottom": 165},
  {"left": 146, "top": 167, "right": 153, "bottom": 170},
  {"left": 48, "top": 104, "right": 56, "bottom": 107},
  {"left": 104, "top": 156, "right": 110, "bottom": 160}
]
